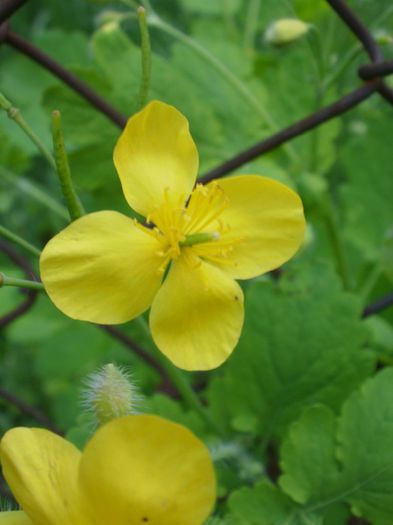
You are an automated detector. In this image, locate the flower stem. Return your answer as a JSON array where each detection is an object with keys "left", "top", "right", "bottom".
[
  {"left": 137, "top": 6, "right": 152, "bottom": 110},
  {"left": 51, "top": 110, "right": 85, "bottom": 221},
  {"left": 243, "top": 0, "right": 261, "bottom": 52},
  {"left": 145, "top": 11, "right": 300, "bottom": 165},
  {"left": 322, "top": 201, "right": 350, "bottom": 290},
  {"left": 0, "top": 225, "right": 41, "bottom": 258},
  {"left": 0, "top": 273, "right": 44, "bottom": 291},
  {"left": 360, "top": 264, "right": 382, "bottom": 302},
  {"left": 0, "top": 167, "right": 69, "bottom": 220},
  {"left": 136, "top": 316, "right": 222, "bottom": 434},
  {"left": 0, "top": 91, "right": 56, "bottom": 169}
]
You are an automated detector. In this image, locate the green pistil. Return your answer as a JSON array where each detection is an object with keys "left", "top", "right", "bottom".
[{"left": 179, "top": 231, "right": 220, "bottom": 247}]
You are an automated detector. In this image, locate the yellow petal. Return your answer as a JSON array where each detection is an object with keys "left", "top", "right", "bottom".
[
  {"left": 0, "top": 428, "right": 86, "bottom": 525},
  {"left": 40, "top": 211, "right": 164, "bottom": 324},
  {"left": 150, "top": 250, "right": 244, "bottom": 370},
  {"left": 0, "top": 512, "right": 32, "bottom": 525},
  {"left": 114, "top": 100, "right": 198, "bottom": 216},
  {"left": 203, "top": 175, "right": 305, "bottom": 279},
  {"left": 79, "top": 415, "right": 216, "bottom": 525}
]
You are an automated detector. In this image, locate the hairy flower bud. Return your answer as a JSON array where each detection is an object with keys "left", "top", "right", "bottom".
[
  {"left": 265, "top": 18, "right": 309, "bottom": 45},
  {"left": 82, "top": 363, "right": 140, "bottom": 425}
]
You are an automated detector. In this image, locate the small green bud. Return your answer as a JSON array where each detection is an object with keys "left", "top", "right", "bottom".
[
  {"left": 374, "top": 30, "right": 393, "bottom": 46},
  {"left": 97, "top": 11, "right": 128, "bottom": 28},
  {"left": 82, "top": 363, "right": 140, "bottom": 426},
  {"left": 265, "top": 18, "right": 309, "bottom": 46}
]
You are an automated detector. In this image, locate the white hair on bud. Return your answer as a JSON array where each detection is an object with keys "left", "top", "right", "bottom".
[{"left": 81, "top": 363, "right": 143, "bottom": 426}]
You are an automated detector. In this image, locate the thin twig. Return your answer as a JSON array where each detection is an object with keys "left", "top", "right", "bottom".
[
  {"left": 4, "top": 30, "right": 127, "bottom": 128},
  {"left": 200, "top": 81, "right": 380, "bottom": 183},
  {"left": 0, "top": 386, "right": 62, "bottom": 434},
  {"left": 359, "top": 60, "right": 393, "bottom": 80},
  {"left": 326, "top": 0, "right": 393, "bottom": 104},
  {"left": 0, "top": 289, "right": 36, "bottom": 328},
  {"left": 362, "top": 293, "right": 393, "bottom": 318},
  {"left": 0, "top": 239, "right": 39, "bottom": 328},
  {"left": 99, "top": 325, "right": 177, "bottom": 397},
  {"left": 0, "top": 0, "right": 26, "bottom": 24}
]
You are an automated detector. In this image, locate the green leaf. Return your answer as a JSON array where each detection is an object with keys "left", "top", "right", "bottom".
[
  {"left": 337, "top": 368, "right": 393, "bottom": 523},
  {"left": 340, "top": 109, "right": 393, "bottom": 261},
  {"left": 278, "top": 369, "right": 393, "bottom": 524},
  {"left": 179, "top": 0, "right": 241, "bottom": 15},
  {"left": 207, "top": 263, "right": 375, "bottom": 442},
  {"left": 228, "top": 481, "right": 296, "bottom": 525},
  {"left": 279, "top": 406, "right": 339, "bottom": 505},
  {"left": 91, "top": 22, "right": 141, "bottom": 112},
  {"left": 148, "top": 393, "right": 207, "bottom": 437},
  {"left": 381, "top": 229, "right": 393, "bottom": 283}
]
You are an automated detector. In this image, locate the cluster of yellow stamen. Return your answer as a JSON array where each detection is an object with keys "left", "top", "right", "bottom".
[{"left": 138, "top": 182, "right": 242, "bottom": 273}]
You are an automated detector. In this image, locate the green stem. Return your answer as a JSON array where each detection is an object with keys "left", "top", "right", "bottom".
[
  {"left": 146, "top": 11, "right": 300, "bottom": 165},
  {"left": 243, "top": 0, "right": 261, "bottom": 52},
  {"left": 0, "top": 273, "right": 44, "bottom": 291},
  {"left": 51, "top": 110, "right": 85, "bottom": 221},
  {"left": 0, "top": 92, "right": 56, "bottom": 169},
  {"left": 137, "top": 6, "right": 152, "bottom": 110},
  {"left": 222, "top": 0, "right": 239, "bottom": 41},
  {"left": 360, "top": 264, "right": 382, "bottom": 301},
  {"left": 322, "top": 202, "right": 350, "bottom": 290},
  {"left": 0, "top": 225, "right": 41, "bottom": 257},
  {"left": 322, "top": 44, "right": 362, "bottom": 92},
  {"left": 0, "top": 167, "right": 68, "bottom": 220},
  {"left": 136, "top": 316, "right": 222, "bottom": 434}
]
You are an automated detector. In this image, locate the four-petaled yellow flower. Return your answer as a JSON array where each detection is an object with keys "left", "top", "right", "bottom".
[
  {"left": 40, "top": 101, "right": 305, "bottom": 371},
  {"left": 0, "top": 415, "right": 216, "bottom": 525}
]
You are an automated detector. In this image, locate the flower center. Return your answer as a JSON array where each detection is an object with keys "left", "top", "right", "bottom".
[{"left": 140, "top": 181, "right": 240, "bottom": 273}]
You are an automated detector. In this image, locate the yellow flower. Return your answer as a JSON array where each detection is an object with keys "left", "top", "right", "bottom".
[
  {"left": 0, "top": 414, "right": 216, "bottom": 525},
  {"left": 40, "top": 101, "right": 305, "bottom": 371}
]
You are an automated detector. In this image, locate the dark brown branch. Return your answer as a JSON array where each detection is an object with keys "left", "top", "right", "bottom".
[
  {"left": 326, "top": 0, "right": 382, "bottom": 61},
  {"left": 327, "top": 0, "right": 393, "bottom": 108},
  {"left": 0, "top": 239, "right": 39, "bottom": 328},
  {"left": 0, "top": 386, "right": 62, "bottom": 434},
  {"left": 359, "top": 60, "right": 393, "bottom": 80},
  {"left": 100, "top": 326, "right": 178, "bottom": 397},
  {"left": 0, "top": 289, "right": 36, "bottom": 328},
  {"left": 4, "top": 30, "right": 127, "bottom": 128},
  {"left": 363, "top": 293, "right": 393, "bottom": 318},
  {"left": 200, "top": 81, "right": 380, "bottom": 183},
  {"left": 0, "top": 0, "right": 27, "bottom": 24}
]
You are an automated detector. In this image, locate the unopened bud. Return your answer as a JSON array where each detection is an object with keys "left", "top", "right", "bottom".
[
  {"left": 265, "top": 18, "right": 309, "bottom": 46},
  {"left": 374, "top": 30, "right": 393, "bottom": 46},
  {"left": 82, "top": 363, "right": 140, "bottom": 426}
]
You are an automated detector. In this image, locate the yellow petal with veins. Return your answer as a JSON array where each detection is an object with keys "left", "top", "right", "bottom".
[
  {"left": 114, "top": 100, "right": 199, "bottom": 216},
  {"left": 79, "top": 415, "right": 216, "bottom": 525},
  {"left": 199, "top": 175, "right": 305, "bottom": 279},
  {"left": 0, "top": 512, "right": 33, "bottom": 525},
  {"left": 0, "top": 429, "right": 87, "bottom": 525},
  {"left": 150, "top": 250, "right": 244, "bottom": 371},
  {"left": 40, "top": 211, "right": 164, "bottom": 324}
]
